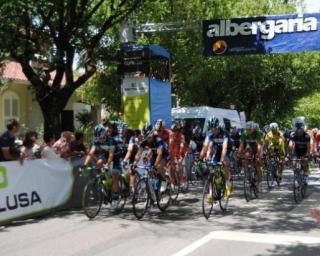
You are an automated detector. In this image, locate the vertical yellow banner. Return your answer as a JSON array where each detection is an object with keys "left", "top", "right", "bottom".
[{"left": 121, "top": 78, "right": 150, "bottom": 129}]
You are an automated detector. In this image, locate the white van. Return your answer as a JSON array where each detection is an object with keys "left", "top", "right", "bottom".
[{"left": 172, "top": 106, "right": 244, "bottom": 133}]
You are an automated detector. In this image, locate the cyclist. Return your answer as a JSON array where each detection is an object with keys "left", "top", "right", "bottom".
[
  {"left": 122, "top": 129, "right": 143, "bottom": 191},
  {"left": 314, "top": 129, "right": 320, "bottom": 157},
  {"left": 238, "top": 121, "right": 264, "bottom": 183},
  {"left": 230, "top": 126, "right": 241, "bottom": 150},
  {"left": 203, "top": 116, "right": 233, "bottom": 201},
  {"left": 83, "top": 124, "right": 121, "bottom": 209},
  {"left": 154, "top": 119, "right": 171, "bottom": 146},
  {"left": 310, "top": 128, "right": 319, "bottom": 156},
  {"left": 264, "top": 122, "right": 286, "bottom": 181},
  {"left": 288, "top": 117, "right": 310, "bottom": 180},
  {"left": 133, "top": 123, "right": 169, "bottom": 181},
  {"left": 190, "top": 125, "right": 205, "bottom": 153},
  {"left": 169, "top": 121, "right": 186, "bottom": 189}
]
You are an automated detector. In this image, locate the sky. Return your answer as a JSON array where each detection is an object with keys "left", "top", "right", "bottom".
[{"left": 304, "top": 0, "right": 320, "bottom": 12}]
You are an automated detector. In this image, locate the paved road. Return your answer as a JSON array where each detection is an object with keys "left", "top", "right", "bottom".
[{"left": 1, "top": 168, "right": 320, "bottom": 256}]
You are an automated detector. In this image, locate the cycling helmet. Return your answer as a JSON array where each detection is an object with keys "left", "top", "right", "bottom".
[
  {"left": 171, "top": 121, "right": 183, "bottom": 132},
  {"left": 154, "top": 119, "right": 165, "bottom": 131},
  {"left": 269, "top": 122, "right": 279, "bottom": 131},
  {"left": 253, "top": 122, "right": 260, "bottom": 130},
  {"left": 208, "top": 116, "right": 221, "bottom": 129},
  {"left": 117, "top": 122, "right": 128, "bottom": 132},
  {"left": 293, "top": 116, "right": 306, "bottom": 130},
  {"left": 263, "top": 125, "right": 270, "bottom": 134},
  {"left": 245, "top": 121, "right": 255, "bottom": 129},
  {"left": 192, "top": 125, "right": 202, "bottom": 135},
  {"left": 142, "top": 123, "right": 153, "bottom": 137},
  {"left": 312, "top": 128, "right": 318, "bottom": 134}
]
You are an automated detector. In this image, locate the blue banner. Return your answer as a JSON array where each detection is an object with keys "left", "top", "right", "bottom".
[
  {"left": 203, "top": 13, "right": 320, "bottom": 56},
  {"left": 149, "top": 79, "right": 172, "bottom": 128}
]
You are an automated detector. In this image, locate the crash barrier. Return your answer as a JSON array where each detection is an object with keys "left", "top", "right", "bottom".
[{"left": 0, "top": 157, "right": 87, "bottom": 225}]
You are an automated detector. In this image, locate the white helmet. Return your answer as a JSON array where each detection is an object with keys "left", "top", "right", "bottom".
[
  {"left": 312, "top": 128, "right": 318, "bottom": 134},
  {"left": 245, "top": 121, "right": 255, "bottom": 129},
  {"left": 269, "top": 122, "right": 279, "bottom": 131}
]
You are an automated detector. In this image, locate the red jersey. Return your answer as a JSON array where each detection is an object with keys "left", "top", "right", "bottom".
[
  {"left": 157, "top": 128, "right": 171, "bottom": 146},
  {"left": 170, "top": 132, "right": 185, "bottom": 158}
]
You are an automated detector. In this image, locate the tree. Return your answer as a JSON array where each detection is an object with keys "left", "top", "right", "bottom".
[
  {"left": 76, "top": 66, "right": 122, "bottom": 114},
  {"left": 0, "top": 0, "right": 142, "bottom": 135},
  {"left": 291, "top": 92, "right": 320, "bottom": 128},
  {"left": 131, "top": 0, "right": 320, "bottom": 125}
]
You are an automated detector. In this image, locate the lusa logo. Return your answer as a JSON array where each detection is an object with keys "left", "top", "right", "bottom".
[{"left": 0, "top": 166, "right": 42, "bottom": 212}]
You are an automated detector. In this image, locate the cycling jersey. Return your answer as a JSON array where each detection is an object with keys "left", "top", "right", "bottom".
[
  {"left": 127, "top": 136, "right": 140, "bottom": 163},
  {"left": 290, "top": 131, "right": 310, "bottom": 157},
  {"left": 156, "top": 129, "right": 171, "bottom": 146},
  {"left": 314, "top": 131, "right": 320, "bottom": 152},
  {"left": 265, "top": 131, "right": 285, "bottom": 155},
  {"left": 207, "top": 128, "right": 232, "bottom": 161},
  {"left": 230, "top": 133, "right": 241, "bottom": 149},
  {"left": 240, "top": 130, "right": 263, "bottom": 152},
  {"left": 140, "top": 136, "right": 169, "bottom": 165},
  {"left": 191, "top": 134, "right": 205, "bottom": 152},
  {"left": 113, "top": 135, "right": 127, "bottom": 169},
  {"left": 93, "top": 123, "right": 106, "bottom": 145},
  {"left": 170, "top": 132, "right": 185, "bottom": 158}
]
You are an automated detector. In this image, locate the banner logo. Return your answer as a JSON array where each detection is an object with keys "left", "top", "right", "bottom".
[
  {"left": 0, "top": 166, "right": 8, "bottom": 189},
  {"left": 213, "top": 40, "right": 228, "bottom": 54},
  {"left": 206, "top": 17, "right": 317, "bottom": 40},
  {"left": 203, "top": 13, "right": 320, "bottom": 56}
]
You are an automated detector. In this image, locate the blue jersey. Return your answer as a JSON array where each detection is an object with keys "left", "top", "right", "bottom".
[
  {"left": 207, "top": 128, "right": 232, "bottom": 154},
  {"left": 140, "top": 136, "right": 169, "bottom": 165}
]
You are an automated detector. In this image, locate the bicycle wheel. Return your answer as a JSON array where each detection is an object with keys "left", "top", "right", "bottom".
[
  {"left": 275, "top": 164, "right": 282, "bottom": 187},
  {"left": 301, "top": 173, "right": 308, "bottom": 199},
  {"left": 252, "top": 168, "right": 259, "bottom": 199},
  {"left": 217, "top": 176, "right": 229, "bottom": 212},
  {"left": 169, "top": 169, "right": 180, "bottom": 201},
  {"left": 132, "top": 178, "right": 150, "bottom": 220},
  {"left": 157, "top": 177, "right": 171, "bottom": 212},
  {"left": 266, "top": 163, "right": 275, "bottom": 189},
  {"left": 293, "top": 172, "right": 302, "bottom": 203},
  {"left": 243, "top": 168, "right": 253, "bottom": 202},
  {"left": 202, "top": 176, "right": 214, "bottom": 219},
  {"left": 82, "top": 179, "right": 103, "bottom": 219},
  {"left": 114, "top": 176, "right": 127, "bottom": 213}
]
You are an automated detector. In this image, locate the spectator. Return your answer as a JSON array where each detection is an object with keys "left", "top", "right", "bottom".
[
  {"left": 21, "top": 131, "right": 41, "bottom": 159},
  {"left": 70, "top": 132, "right": 87, "bottom": 157},
  {"left": 53, "top": 131, "right": 73, "bottom": 158},
  {"left": 41, "top": 132, "right": 60, "bottom": 159},
  {"left": 0, "top": 119, "right": 22, "bottom": 161}
]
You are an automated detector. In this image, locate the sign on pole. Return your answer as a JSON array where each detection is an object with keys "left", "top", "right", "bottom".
[{"left": 203, "top": 13, "right": 320, "bottom": 56}]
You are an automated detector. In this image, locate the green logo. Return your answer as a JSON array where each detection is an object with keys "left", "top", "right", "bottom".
[{"left": 0, "top": 166, "right": 8, "bottom": 189}]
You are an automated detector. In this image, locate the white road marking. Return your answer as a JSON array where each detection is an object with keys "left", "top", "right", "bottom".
[{"left": 172, "top": 231, "right": 320, "bottom": 256}]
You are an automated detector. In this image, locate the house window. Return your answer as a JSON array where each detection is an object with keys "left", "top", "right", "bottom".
[{"left": 2, "top": 91, "right": 20, "bottom": 129}]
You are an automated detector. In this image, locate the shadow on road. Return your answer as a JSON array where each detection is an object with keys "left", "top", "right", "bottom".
[{"left": 256, "top": 243, "right": 320, "bottom": 256}]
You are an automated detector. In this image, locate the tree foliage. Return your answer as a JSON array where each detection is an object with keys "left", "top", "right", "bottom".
[
  {"left": 131, "top": 0, "right": 320, "bottom": 126},
  {"left": 292, "top": 92, "right": 320, "bottom": 128},
  {"left": 0, "top": 0, "right": 142, "bottom": 134}
]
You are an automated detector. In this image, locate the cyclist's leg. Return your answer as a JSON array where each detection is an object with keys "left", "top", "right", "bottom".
[
  {"left": 223, "top": 153, "right": 233, "bottom": 196},
  {"left": 255, "top": 148, "right": 263, "bottom": 182},
  {"left": 112, "top": 170, "right": 120, "bottom": 193}
]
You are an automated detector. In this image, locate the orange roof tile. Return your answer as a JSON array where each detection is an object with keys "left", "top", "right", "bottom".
[
  {"left": 1, "top": 61, "right": 67, "bottom": 85},
  {"left": 2, "top": 61, "right": 28, "bottom": 81}
]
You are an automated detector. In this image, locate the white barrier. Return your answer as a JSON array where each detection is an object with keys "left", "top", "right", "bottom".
[{"left": 0, "top": 158, "right": 74, "bottom": 223}]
